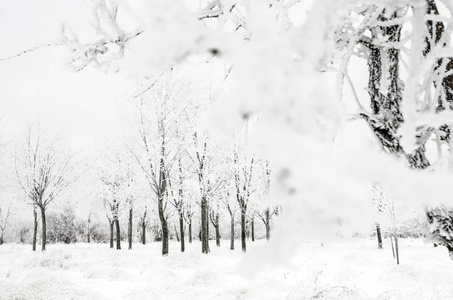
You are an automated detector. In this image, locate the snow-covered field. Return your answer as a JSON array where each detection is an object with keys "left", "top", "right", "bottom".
[{"left": 1, "top": 239, "right": 452, "bottom": 299}]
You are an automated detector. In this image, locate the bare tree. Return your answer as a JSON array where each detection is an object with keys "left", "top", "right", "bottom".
[
  {"left": 100, "top": 165, "right": 125, "bottom": 250},
  {"left": 133, "top": 73, "right": 191, "bottom": 256},
  {"left": 256, "top": 207, "right": 278, "bottom": 242},
  {"left": 87, "top": 209, "right": 92, "bottom": 243},
  {"left": 222, "top": 191, "right": 238, "bottom": 250},
  {"left": 255, "top": 160, "right": 277, "bottom": 241},
  {"left": 0, "top": 200, "right": 12, "bottom": 245},
  {"left": 233, "top": 149, "right": 255, "bottom": 253},
  {"left": 184, "top": 199, "right": 196, "bottom": 244},
  {"left": 169, "top": 157, "right": 186, "bottom": 252},
  {"left": 209, "top": 202, "right": 221, "bottom": 247},
  {"left": 189, "top": 131, "right": 228, "bottom": 254},
  {"left": 138, "top": 206, "right": 150, "bottom": 245},
  {"left": 15, "top": 128, "right": 75, "bottom": 251},
  {"left": 124, "top": 162, "right": 137, "bottom": 251}
]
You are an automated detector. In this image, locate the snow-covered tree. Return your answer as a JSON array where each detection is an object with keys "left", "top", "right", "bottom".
[
  {"left": 426, "top": 206, "right": 453, "bottom": 259},
  {"left": 0, "top": 199, "right": 13, "bottom": 245},
  {"left": 334, "top": 1, "right": 453, "bottom": 260},
  {"left": 133, "top": 71, "right": 195, "bottom": 255},
  {"left": 233, "top": 146, "right": 255, "bottom": 253},
  {"left": 15, "top": 127, "right": 76, "bottom": 251},
  {"left": 183, "top": 185, "right": 198, "bottom": 244},
  {"left": 99, "top": 164, "right": 125, "bottom": 250},
  {"left": 168, "top": 156, "right": 186, "bottom": 252},
  {"left": 209, "top": 197, "right": 222, "bottom": 247},
  {"left": 188, "top": 130, "right": 229, "bottom": 254},
  {"left": 254, "top": 159, "right": 279, "bottom": 241},
  {"left": 138, "top": 206, "right": 150, "bottom": 245},
  {"left": 221, "top": 190, "right": 238, "bottom": 250}
]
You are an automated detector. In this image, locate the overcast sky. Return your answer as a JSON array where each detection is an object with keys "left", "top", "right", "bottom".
[{"left": 0, "top": 0, "right": 138, "bottom": 151}]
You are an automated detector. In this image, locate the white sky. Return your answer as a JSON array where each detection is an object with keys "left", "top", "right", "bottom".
[
  {"left": 0, "top": 0, "right": 137, "bottom": 151},
  {"left": 0, "top": 0, "right": 315, "bottom": 151}
]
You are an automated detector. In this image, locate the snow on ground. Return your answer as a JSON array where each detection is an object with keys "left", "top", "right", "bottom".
[{"left": 0, "top": 238, "right": 453, "bottom": 299}]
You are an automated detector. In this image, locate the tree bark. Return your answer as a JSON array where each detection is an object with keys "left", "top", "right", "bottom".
[
  {"left": 142, "top": 221, "right": 146, "bottom": 245},
  {"left": 0, "top": 229, "right": 4, "bottom": 245},
  {"left": 210, "top": 211, "right": 221, "bottom": 247},
  {"left": 33, "top": 208, "right": 38, "bottom": 251},
  {"left": 390, "top": 235, "right": 395, "bottom": 259},
  {"left": 376, "top": 223, "right": 383, "bottom": 249},
  {"left": 201, "top": 195, "right": 210, "bottom": 254},
  {"left": 265, "top": 209, "right": 270, "bottom": 241},
  {"left": 174, "top": 225, "right": 180, "bottom": 242},
  {"left": 20, "top": 227, "right": 26, "bottom": 243},
  {"left": 128, "top": 207, "right": 133, "bottom": 250},
  {"left": 115, "top": 218, "right": 121, "bottom": 250},
  {"left": 40, "top": 206, "right": 47, "bottom": 251},
  {"left": 241, "top": 210, "right": 246, "bottom": 252},
  {"left": 230, "top": 218, "right": 234, "bottom": 250},
  {"left": 109, "top": 220, "right": 114, "bottom": 248},
  {"left": 395, "top": 234, "right": 400, "bottom": 265},
  {"left": 158, "top": 194, "right": 169, "bottom": 255},
  {"left": 179, "top": 215, "right": 185, "bottom": 252},
  {"left": 87, "top": 215, "right": 91, "bottom": 243},
  {"left": 215, "top": 213, "right": 220, "bottom": 247},
  {"left": 161, "top": 218, "right": 169, "bottom": 255},
  {"left": 207, "top": 203, "right": 210, "bottom": 240},
  {"left": 251, "top": 217, "right": 255, "bottom": 242},
  {"left": 215, "top": 224, "right": 220, "bottom": 247},
  {"left": 188, "top": 219, "right": 192, "bottom": 243}
]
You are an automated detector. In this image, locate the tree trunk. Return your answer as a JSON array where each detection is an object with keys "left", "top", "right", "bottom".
[
  {"left": 390, "top": 235, "right": 395, "bottom": 259},
  {"left": 158, "top": 195, "right": 169, "bottom": 256},
  {"left": 20, "top": 228, "right": 26, "bottom": 243},
  {"left": 33, "top": 208, "right": 38, "bottom": 251},
  {"left": 174, "top": 225, "right": 180, "bottom": 242},
  {"left": 241, "top": 210, "right": 246, "bottom": 252},
  {"left": 161, "top": 218, "right": 169, "bottom": 255},
  {"left": 246, "top": 219, "right": 250, "bottom": 239},
  {"left": 207, "top": 204, "right": 210, "bottom": 240},
  {"left": 201, "top": 195, "right": 210, "bottom": 254},
  {"left": 115, "top": 218, "right": 121, "bottom": 250},
  {"left": 376, "top": 223, "right": 383, "bottom": 249},
  {"left": 0, "top": 229, "right": 4, "bottom": 245},
  {"left": 128, "top": 207, "right": 133, "bottom": 250},
  {"left": 251, "top": 217, "right": 255, "bottom": 242},
  {"left": 265, "top": 209, "right": 270, "bottom": 241},
  {"left": 87, "top": 216, "right": 91, "bottom": 243},
  {"left": 142, "top": 221, "right": 146, "bottom": 245},
  {"left": 230, "top": 218, "right": 234, "bottom": 250},
  {"left": 179, "top": 215, "right": 185, "bottom": 252},
  {"left": 109, "top": 220, "right": 114, "bottom": 248},
  {"left": 394, "top": 234, "right": 400, "bottom": 265},
  {"left": 40, "top": 206, "right": 46, "bottom": 251},
  {"left": 215, "top": 214, "right": 220, "bottom": 247},
  {"left": 189, "top": 219, "right": 192, "bottom": 243}
]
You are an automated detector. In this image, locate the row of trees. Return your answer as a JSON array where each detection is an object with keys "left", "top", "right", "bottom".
[
  {"left": 0, "top": 70, "right": 279, "bottom": 255},
  {"left": 95, "top": 73, "right": 280, "bottom": 255}
]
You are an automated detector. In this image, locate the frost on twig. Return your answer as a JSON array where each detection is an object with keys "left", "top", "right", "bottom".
[
  {"left": 62, "top": 0, "right": 143, "bottom": 72},
  {"left": 0, "top": 43, "right": 63, "bottom": 62}
]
